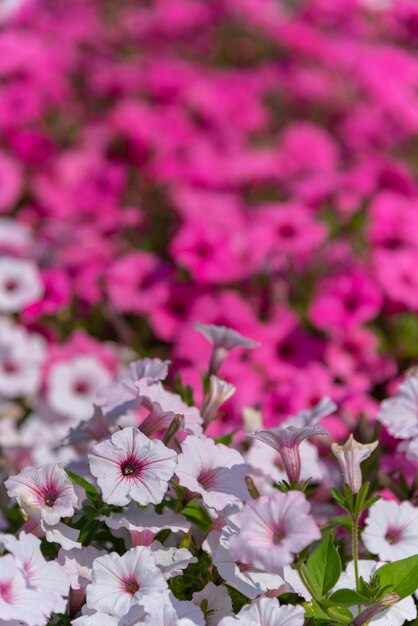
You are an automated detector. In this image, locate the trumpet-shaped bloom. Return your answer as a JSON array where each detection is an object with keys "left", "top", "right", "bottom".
[
  {"left": 88, "top": 426, "right": 177, "bottom": 506},
  {"left": 201, "top": 375, "right": 236, "bottom": 425},
  {"left": 248, "top": 424, "right": 328, "bottom": 484},
  {"left": 229, "top": 491, "right": 320, "bottom": 574},
  {"left": 176, "top": 436, "right": 249, "bottom": 511},
  {"left": 4, "top": 463, "right": 82, "bottom": 525},
  {"left": 332, "top": 435, "right": 378, "bottom": 493},
  {"left": 194, "top": 322, "right": 259, "bottom": 374},
  {"left": 86, "top": 546, "right": 167, "bottom": 618},
  {"left": 362, "top": 500, "right": 418, "bottom": 561},
  {"left": 218, "top": 597, "right": 305, "bottom": 626}
]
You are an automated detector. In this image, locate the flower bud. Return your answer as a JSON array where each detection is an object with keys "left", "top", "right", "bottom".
[
  {"left": 352, "top": 593, "right": 400, "bottom": 625},
  {"left": 331, "top": 435, "right": 378, "bottom": 494}
]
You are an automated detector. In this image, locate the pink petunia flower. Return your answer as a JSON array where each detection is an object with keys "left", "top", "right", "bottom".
[
  {"left": 58, "top": 546, "right": 106, "bottom": 614},
  {"left": 229, "top": 491, "right": 321, "bottom": 573},
  {"left": 88, "top": 426, "right": 177, "bottom": 506},
  {"left": 86, "top": 546, "right": 167, "bottom": 619},
  {"left": 5, "top": 463, "right": 82, "bottom": 526},
  {"left": 176, "top": 435, "right": 249, "bottom": 511}
]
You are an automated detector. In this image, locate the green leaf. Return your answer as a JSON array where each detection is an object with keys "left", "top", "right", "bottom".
[
  {"left": 181, "top": 501, "right": 212, "bottom": 531},
  {"left": 305, "top": 534, "right": 342, "bottom": 596},
  {"left": 326, "top": 606, "right": 354, "bottom": 623},
  {"left": 362, "top": 495, "right": 381, "bottom": 511},
  {"left": 354, "top": 482, "right": 369, "bottom": 516},
  {"left": 215, "top": 430, "right": 238, "bottom": 446},
  {"left": 342, "top": 483, "right": 354, "bottom": 512},
  {"left": 66, "top": 470, "right": 99, "bottom": 499},
  {"left": 329, "top": 588, "right": 368, "bottom": 606},
  {"left": 376, "top": 556, "right": 418, "bottom": 600}
]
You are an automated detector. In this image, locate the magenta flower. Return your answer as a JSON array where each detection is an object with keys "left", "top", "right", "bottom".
[
  {"left": 88, "top": 426, "right": 177, "bottom": 506},
  {"left": 4, "top": 463, "right": 82, "bottom": 526},
  {"left": 86, "top": 546, "right": 167, "bottom": 619},
  {"left": 248, "top": 424, "right": 328, "bottom": 484},
  {"left": 230, "top": 491, "right": 321, "bottom": 574},
  {"left": 194, "top": 322, "right": 259, "bottom": 374},
  {"left": 176, "top": 435, "right": 249, "bottom": 511}
]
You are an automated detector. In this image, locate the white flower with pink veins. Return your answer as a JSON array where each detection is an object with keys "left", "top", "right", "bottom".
[
  {"left": 4, "top": 463, "right": 83, "bottom": 526},
  {"left": 362, "top": 499, "right": 418, "bottom": 562},
  {"left": 0, "top": 257, "right": 43, "bottom": 313},
  {"left": 0, "top": 318, "right": 46, "bottom": 398},
  {"left": 0, "top": 532, "right": 70, "bottom": 620},
  {"left": 86, "top": 546, "right": 168, "bottom": 619},
  {"left": 218, "top": 597, "right": 305, "bottom": 626},
  {"left": 88, "top": 426, "right": 177, "bottom": 506},
  {"left": 176, "top": 435, "right": 249, "bottom": 511},
  {"left": 47, "top": 355, "right": 112, "bottom": 422}
]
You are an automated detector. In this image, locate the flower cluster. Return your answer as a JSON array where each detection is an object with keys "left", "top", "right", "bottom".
[
  {"left": 2, "top": 0, "right": 418, "bottom": 480},
  {"left": 0, "top": 338, "right": 417, "bottom": 625}
]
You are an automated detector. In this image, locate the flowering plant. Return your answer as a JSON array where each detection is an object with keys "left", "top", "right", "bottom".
[{"left": 1, "top": 330, "right": 418, "bottom": 625}]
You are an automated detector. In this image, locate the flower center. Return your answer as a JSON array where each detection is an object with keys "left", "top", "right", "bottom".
[
  {"left": 73, "top": 380, "right": 90, "bottom": 395},
  {"left": 3, "top": 279, "right": 19, "bottom": 293},
  {"left": 385, "top": 526, "right": 404, "bottom": 545},
  {"left": 0, "top": 581, "right": 12, "bottom": 603},
  {"left": 121, "top": 456, "right": 143, "bottom": 477},
  {"left": 272, "top": 527, "right": 285, "bottom": 545},
  {"left": 123, "top": 578, "right": 140, "bottom": 595},
  {"left": 236, "top": 561, "right": 253, "bottom": 573},
  {"left": 43, "top": 487, "right": 59, "bottom": 507},
  {"left": 197, "top": 467, "right": 220, "bottom": 490}
]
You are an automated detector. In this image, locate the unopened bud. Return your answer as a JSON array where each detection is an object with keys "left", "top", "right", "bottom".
[
  {"left": 352, "top": 593, "right": 400, "bottom": 626},
  {"left": 245, "top": 475, "right": 260, "bottom": 499},
  {"left": 331, "top": 435, "right": 378, "bottom": 494}
]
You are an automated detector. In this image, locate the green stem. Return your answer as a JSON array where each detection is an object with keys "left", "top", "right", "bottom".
[{"left": 352, "top": 513, "right": 362, "bottom": 615}]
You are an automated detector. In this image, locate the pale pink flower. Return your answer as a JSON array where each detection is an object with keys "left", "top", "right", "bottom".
[
  {"left": 284, "top": 397, "right": 337, "bottom": 428},
  {"left": 246, "top": 440, "right": 323, "bottom": 493},
  {"left": 377, "top": 374, "right": 418, "bottom": 440},
  {"left": 47, "top": 355, "right": 112, "bottom": 422},
  {"left": 0, "top": 532, "right": 69, "bottom": 618},
  {"left": 135, "top": 381, "right": 203, "bottom": 436},
  {"left": 0, "top": 257, "right": 43, "bottom": 313},
  {"left": 150, "top": 543, "right": 197, "bottom": 579},
  {"left": 213, "top": 524, "right": 286, "bottom": 599},
  {"left": 89, "top": 426, "right": 177, "bottom": 506},
  {"left": 192, "top": 582, "right": 233, "bottom": 626},
  {"left": 5, "top": 463, "right": 82, "bottom": 525},
  {"left": 362, "top": 500, "right": 418, "bottom": 561},
  {"left": 0, "top": 318, "right": 45, "bottom": 398},
  {"left": 194, "top": 322, "right": 259, "bottom": 374},
  {"left": 248, "top": 424, "right": 328, "bottom": 484},
  {"left": 102, "top": 502, "right": 190, "bottom": 547},
  {"left": 86, "top": 546, "right": 167, "bottom": 618},
  {"left": 58, "top": 546, "right": 105, "bottom": 614},
  {"left": 96, "top": 358, "right": 170, "bottom": 417},
  {"left": 139, "top": 592, "right": 205, "bottom": 626},
  {"left": 229, "top": 491, "right": 320, "bottom": 574},
  {"left": 0, "top": 554, "right": 41, "bottom": 626},
  {"left": 218, "top": 597, "right": 305, "bottom": 626},
  {"left": 201, "top": 375, "right": 236, "bottom": 425},
  {"left": 176, "top": 436, "right": 249, "bottom": 511}
]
